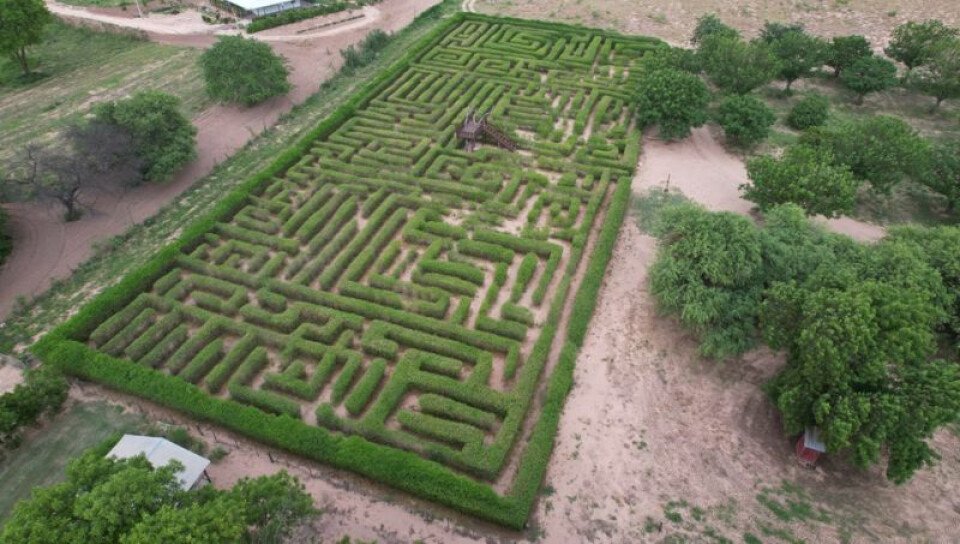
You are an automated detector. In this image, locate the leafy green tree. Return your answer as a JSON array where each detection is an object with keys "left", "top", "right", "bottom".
[
  {"left": 786, "top": 93, "right": 829, "bottom": 130},
  {"left": 763, "top": 241, "right": 959, "bottom": 483},
  {"left": 0, "top": 365, "right": 68, "bottom": 448},
  {"left": 199, "top": 36, "right": 291, "bottom": 106},
  {"left": 649, "top": 203, "right": 764, "bottom": 358},
  {"left": 0, "top": 0, "right": 52, "bottom": 76},
  {"left": 0, "top": 446, "right": 317, "bottom": 544},
  {"left": 743, "top": 145, "right": 859, "bottom": 217},
  {"left": 231, "top": 471, "right": 315, "bottom": 544},
  {"left": 920, "top": 139, "right": 960, "bottom": 211},
  {"left": 839, "top": 54, "right": 898, "bottom": 104},
  {"left": 634, "top": 68, "right": 710, "bottom": 140},
  {"left": 801, "top": 115, "right": 930, "bottom": 193},
  {"left": 758, "top": 203, "right": 854, "bottom": 286},
  {"left": 885, "top": 20, "right": 959, "bottom": 76},
  {"left": 701, "top": 36, "right": 780, "bottom": 94},
  {"left": 120, "top": 498, "right": 246, "bottom": 544},
  {"left": 909, "top": 37, "right": 960, "bottom": 110},
  {"left": 714, "top": 94, "right": 776, "bottom": 147},
  {"left": 94, "top": 91, "right": 197, "bottom": 183},
  {"left": 887, "top": 225, "right": 960, "bottom": 340},
  {"left": 763, "top": 28, "right": 828, "bottom": 91},
  {"left": 826, "top": 35, "right": 872, "bottom": 77},
  {"left": 638, "top": 46, "right": 701, "bottom": 74},
  {"left": 691, "top": 13, "right": 739, "bottom": 45}
]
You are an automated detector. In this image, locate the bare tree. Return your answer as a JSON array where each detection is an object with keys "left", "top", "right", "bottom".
[{"left": 1, "top": 122, "right": 141, "bottom": 221}]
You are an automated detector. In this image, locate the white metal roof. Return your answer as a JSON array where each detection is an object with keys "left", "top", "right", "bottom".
[
  {"left": 225, "top": 0, "right": 296, "bottom": 11},
  {"left": 803, "top": 427, "right": 826, "bottom": 453},
  {"left": 107, "top": 434, "right": 211, "bottom": 490}
]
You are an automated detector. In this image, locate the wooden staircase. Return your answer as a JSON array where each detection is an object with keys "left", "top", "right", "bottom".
[{"left": 457, "top": 110, "right": 518, "bottom": 152}]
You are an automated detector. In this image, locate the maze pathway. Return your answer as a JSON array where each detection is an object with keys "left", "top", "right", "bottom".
[{"left": 60, "top": 15, "right": 659, "bottom": 519}]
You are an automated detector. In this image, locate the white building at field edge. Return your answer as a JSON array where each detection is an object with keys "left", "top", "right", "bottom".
[
  {"left": 224, "top": 0, "right": 303, "bottom": 18},
  {"left": 107, "top": 434, "right": 211, "bottom": 490}
]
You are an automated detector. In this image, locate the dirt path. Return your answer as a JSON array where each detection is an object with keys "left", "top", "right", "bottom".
[{"left": 0, "top": 0, "right": 441, "bottom": 320}]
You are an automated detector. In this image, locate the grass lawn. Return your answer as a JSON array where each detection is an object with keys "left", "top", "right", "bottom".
[
  {"left": 0, "top": 401, "right": 144, "bottom": 523},
  {"left": 0, "top": 22, "right": 207, "bottom": 160}
]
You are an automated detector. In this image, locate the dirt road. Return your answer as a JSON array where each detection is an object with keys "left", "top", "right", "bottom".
[{"left": 0, "top": 0, "right": 440, "bottom": 320}]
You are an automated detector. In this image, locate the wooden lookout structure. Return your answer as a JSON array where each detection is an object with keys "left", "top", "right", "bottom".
[{"left": 456, "top": 110, "right": 518, "bottom": 152}]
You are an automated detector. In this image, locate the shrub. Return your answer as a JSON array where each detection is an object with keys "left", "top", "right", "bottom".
[
  {"left": 199, "top": 36, "right": 292, "bottom": 106},
  {"left": 743, "top": 145, "right": 859, "bottom": 217},
  {"left": 93, "top": 91, "right": 197, "bottom": 182},
  {"left": 634, "top": 68, "right": 710, "bottom": 140},
  {"left": 340, "top": 29, "right": 391, "bottom": 74},
  {"left": 714, "top": 94, "right": 776, "bottom": 148},
  {"left": 786, "top": 93, "right": 829, "bottom": 130}
]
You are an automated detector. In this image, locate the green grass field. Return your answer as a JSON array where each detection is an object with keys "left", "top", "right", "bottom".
[
  {"left": 0, "top": 401, "right": 143, "bottom": 523},
  {"left": 0, "top": 22, "right": 207, "bottom": 160}
]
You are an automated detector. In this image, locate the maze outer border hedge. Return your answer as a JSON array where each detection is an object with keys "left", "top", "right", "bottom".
[{"left": 32, "top": 11, "right": 643, "bottom": 528}]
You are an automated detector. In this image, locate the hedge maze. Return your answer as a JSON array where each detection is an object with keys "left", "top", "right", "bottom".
[{"left": 40, "top": 14, "right": 659, "bottom": 525}]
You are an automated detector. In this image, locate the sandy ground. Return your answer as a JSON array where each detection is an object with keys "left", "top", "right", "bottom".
[
  {"left": 475, "top": 0, "right": 960, "bottom": 48},
  {"left": 0, "top": 0, "right": 441, "bottom": 320},
  {"left": 0, "top": 357, "right": 24, "bottom": 395},
  {"left": 48, "top": 128, "right": 959, "bottom": 543}
]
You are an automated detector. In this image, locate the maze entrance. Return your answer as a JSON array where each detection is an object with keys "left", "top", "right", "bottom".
[{"left": 64, "top": 15, "right": 659, "bottom": 520}]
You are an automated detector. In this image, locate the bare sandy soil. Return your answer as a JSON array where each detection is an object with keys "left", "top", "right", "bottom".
[
  {"left": 0, "top": 0, "right": 441, "bottom": 320},
  {"left": 0, "top": 358, "right": 24, "bottom": 395},
  {"left": 51, "top": 128, "right": 958, "bottom": 543},
  {"left": 476, "top": 0, "right": 959, "bottom": 48}
]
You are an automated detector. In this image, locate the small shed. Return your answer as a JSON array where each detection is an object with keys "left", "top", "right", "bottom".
[
  {"left": 223, "top": 0, "right": 302, "bottom": 18},
  {"left": 107, "top": 434, "right": 211, "bottom": 490},
  {"left": 795, "top": 426, "right": 826, "bottom": 467}
]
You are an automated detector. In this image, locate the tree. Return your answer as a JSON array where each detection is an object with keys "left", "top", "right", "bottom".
[
  {"left": 120, "top": 498, "right": 246, "bottom": 544},
  {"left": 909, "top": 37, "right": 960, "bottom": 110},
  {"left": 0, "top": 444, "right": 317, "bottom": 544},
  {"left": 886, "top": 225, "right": 960, "bottom": 340},
  {"left": 762, "top": 241, "right": 960, "bottom": 483},
  {"left": 691, "top": 13, "right": 739, "bottom": 46},
  {"left": 199, "top": 36, "right": 291, "bottom": 107},
  {"left": 638, "top": 46, "right": 701, "bottom": 74},
  {"left": 94, "top": 91, "right": 197, "bottom": 183},
  {"left": 634, "top": 68, "right": 710, "bottom": 140},
  {"left": 0, "top": 0, "right": 52, "bottom": 76},
  {"left": 885, "top": 20, "right": 959, "bottom": 76},
  {"left": 0, "top": 365, "right": 68, "bottom": 448},
  {"left": 920, "top": 139, "right": 960, "bottom": 212},
  {"left": 231, "top": 471, "right": 315, "bottom": 543},
  {"left": 701, "top": 36, "right": 780, "bottom": 94},
  {"left": 826, "top": 35, "right": 872, "bottom": 77},
  {"left": 763, "top": 27, "right": 828, "bottom": 91},
  {"left": 714, "top": 94, "right": 776, "bottom": 148},
  {"left": 649, "top": 203, "right": 765, "bottom": 358},
  {"left": 786, "top": 93, "right": 829, "bottom": 130},
  {"left": 801, "top": 115, "right": 930, "bottom": 193},
  {"left": 743, "top": 145, "right": 859, "bottom": 217},
  {"left": 839, "top": 55, "right": 898, "bottom": 104},
  {"left": 3, "top": 123, "right": 141, "bottom": 220}
]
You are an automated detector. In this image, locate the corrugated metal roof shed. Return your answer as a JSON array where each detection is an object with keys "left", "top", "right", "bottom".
[{"left": 107, "top": 434, "right": 211, "bottom": 490}]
